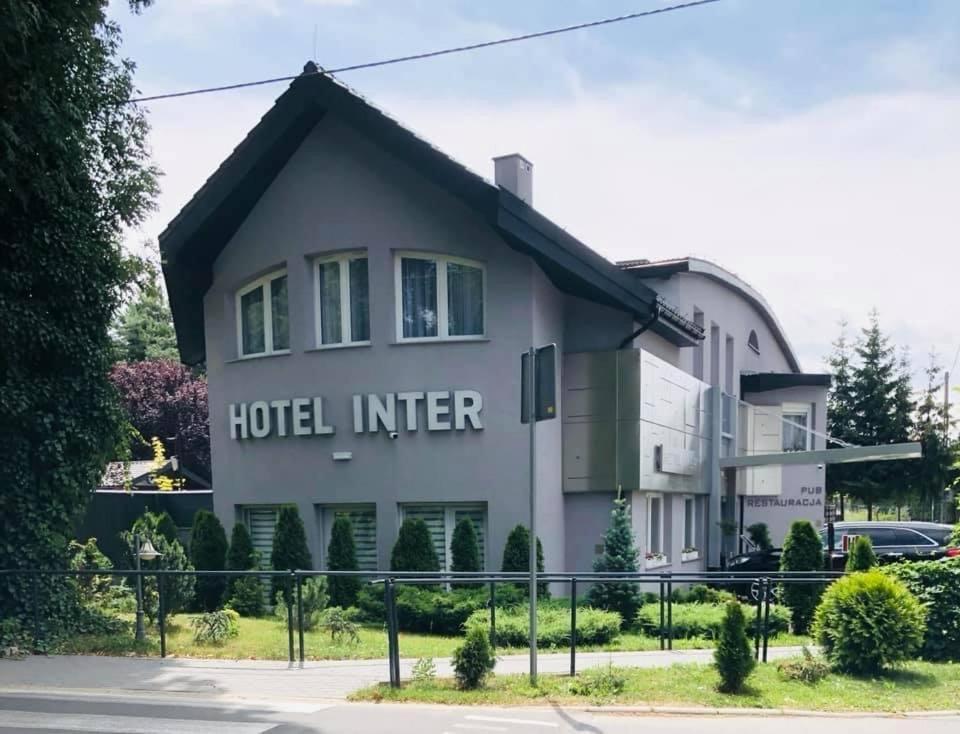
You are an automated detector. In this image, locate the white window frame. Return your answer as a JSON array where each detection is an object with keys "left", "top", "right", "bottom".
[
  {"left": 235, "top": 269, "right": 289, "bottom": 359},
  {"left": 313, "top": 252, "right": 370, "bottom": 349},
  {"left": 682, "top": 495, "right": 697, "bottom": 550},
  {"left": 394, "top": 251, "right": 487, "bottom": 343},
  {"left": 646, "top": 493, "right": 665, "bottom": 556},
  {"left": 399, "top": 502, "right": 487, "bottom": 572},
  {"left": 782, "top": 402, "right": 812, "bottom": 452}
]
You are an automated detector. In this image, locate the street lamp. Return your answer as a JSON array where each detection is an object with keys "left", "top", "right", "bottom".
[{"left": 133, "top": 534, "right": 162, "bottom": 642}]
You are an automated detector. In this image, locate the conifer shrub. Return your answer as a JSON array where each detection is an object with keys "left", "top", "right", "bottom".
[
  {"left": 746, "top": 522, "right": 773, "bottom": 551},
  {"left": 227, "top": 523, "right": 256, "bottom": 571},
  {"left": 500, "top": 525, "right": 548, "bottom": 598},
  {"left": 271, "top": 505, "right": 313, "bottom": 605},
  {"left": 714, "top": 601, "right": 756, "bottom": 693},
  {"left": 227, "top": 575, "right": 264, "bottom": 617},
  {"left": 390, "top": 518, "right": 439, "bottom": 573},
  {"left": 588, "top": 496, "right": 642, "bottom": 628},
  {"left": 189, "top": 510, "right": 229, "bottom": 611},
  {"left": 327, "top": 516, "right": 361, "bottom": 608},
  {"left": 450, "top": 518, "right": 481, "bottom": 584},
  {"left": 779, "top": 520, "right": 824, "bottom": 633},
  {"left": 452, "top": 626, "right": 496, "bottom": 690},
  {"left": 845, "top": 535, "right": 877, "bottom": 572}
]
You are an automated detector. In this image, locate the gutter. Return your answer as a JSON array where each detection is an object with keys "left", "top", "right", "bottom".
[{"left": 617, "top": 303, "right": 661, "bottom": 350}]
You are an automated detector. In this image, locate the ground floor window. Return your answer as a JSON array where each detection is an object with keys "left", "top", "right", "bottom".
[
  {"left": 683, "top": 496, "right": 696, "bottom": 550},
  {"left": 400, "top": 503, "right": 486, "bottom": 571},
  {"left": 241, "top": 505, "right": 280, "bottom": 570},
  {"left": 646, "top": 493, "right": 664, "bottom": 556},
  {"left": 319, "top": 504, "right": 377, "bottom": 571}
]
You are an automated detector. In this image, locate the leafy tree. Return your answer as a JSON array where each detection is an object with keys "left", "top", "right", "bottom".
[
  {"left": 588, "top": 495, "right": 642, "bottom": 627},
  {"left": 390, "top": 519, "right": 440, "bottom": 573},
  {"left": 271, "top": 505, "right": 312, "bottom": 604},
  {"left": 109, "top": 359, "right": 210, "bottom": 477},
  {"left": 500, "top": 524, "right": 547, "bottom": 598},
  {"left": 450, "top": 518, "right": 481, "bottom": 579},
  {"left": 189, "top": 510, "right": 228, "bottom": 611},
  {"left": 0, "top": 0, "right": 158, "bottom": 640},
  {"left": 113, "top": 259, "right": 177, "bottom": 363},
  {"left": 327, "top": 516, "right": 361, "bottom": 608},
  {"left": 845, "top": 535, "right": 876, "bottom": 572},
  {"left": 746, "top": 522, "right": 772, "bottom": 551},
  {"left": 779, "top": 520, "right": 824, "bottom": 634},
  {"left": 714, "top": 601, "right": 755, "bottom": 693}
]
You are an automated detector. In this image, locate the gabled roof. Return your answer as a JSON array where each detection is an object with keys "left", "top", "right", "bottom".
[
  {"left": 160, "top": 63, "right": 702, "bottom": 364},
  {"left": 619, "top": 256, "right": 802, "bottom": 373}
]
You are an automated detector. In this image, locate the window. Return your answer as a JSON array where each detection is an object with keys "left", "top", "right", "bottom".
[
  {"left": 683, "top": 496, "right": 696, "bottom": 549},
  {"left": 747, "top": 329, "right": 760, "bottom": 354},
  {"left": 321, "top": 505, "right": 377, "bottom": 571},
  {"left": 395, "top": 253, "right": 485, "bottom": 341},
  {"left": 782, "top": 402, "right": 811, "bottom": 452},
  {"left": 236, "top": 270, "right": 289, "bottom": 357},
  {"left": 646, "top": 494, "right": 664, "bottom": 555},
  {"left": 400, "top": 503, "right": 486, "bottom": 571},
  {"left": 241, "top": 505, "right": 279, "bottom": 570},
  {"left": 314, "top": 253, "right": 370, "bottom": 347}
]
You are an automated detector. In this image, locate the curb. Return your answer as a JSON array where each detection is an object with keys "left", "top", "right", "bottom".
[{"left": 583, "top": 705, "right": 960, "bottom": 719}]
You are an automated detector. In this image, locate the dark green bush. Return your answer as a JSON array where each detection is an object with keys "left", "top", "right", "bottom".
[
  {"left": 271, "top": 505, "right": 313, "bottom": 604},
  {"left": 587, "top": 496, "right": 642, "bottom": 628},
  {"left": 884, "top": 558, "right": 960, "bottom": 661},
  {"left": 466, "top": 606, "right": 622, "bottom": 648},
  {"left": 390, "top": 518, "right": 439, "bottom": 573},
  {"left": 227, "top": 523, "right": 256, "bottom": 570},
  {"left": 227, "top": 575, "right": 264, "bottom": 617},
  {"left": 670, "top": 584, "right": 735, "bottom": 605},
  {"left": 189, "top": 510, "right": 229, "bottom": 612},
  {"left": 747, "top": 523, "right": 773, "bottom": 551},
  {"left": 813, "top": 570, "right": 926, "bottom": 675},
  {"left": 779, "top": 520, "right": 824, "bottom": 633},
  {"left": 191, "top": 609, "right": 239, "bottom": 645},
  {"left": 451, "top": 518, "right": 481, "bottom": 579},
  {"left": 845, "top": 535, "right": 876, "bottom": 572},
  {"left": 452, "top": 626, "right": 496, "bottom": 690},
  {"left": 636, "top": 601, "right": 789, "bottom": 638},
  {"left": 501, "top": 525, "right": 547, "bottom": 598},
  {"left": 714, "top": 601, "right": 756, "bottom": 693},
  {"left": 327, "top": 516, "right": 361, "bottom": 608}
]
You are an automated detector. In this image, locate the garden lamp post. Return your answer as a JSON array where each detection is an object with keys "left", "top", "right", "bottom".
[{"left": 133, "top": 534, "right": 162, "bottom": 642}]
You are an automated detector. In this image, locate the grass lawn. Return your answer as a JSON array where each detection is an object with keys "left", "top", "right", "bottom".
[
  {"left": 56, "top": 614, "right": 808, "bottom": 661},
  {"left": 350, "top": 660, "right": 960, "bottom": 712}
]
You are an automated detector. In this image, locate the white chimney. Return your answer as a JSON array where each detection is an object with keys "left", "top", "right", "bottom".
[{"left": 493, "top": 154, "right": 533, "bottom": 206}]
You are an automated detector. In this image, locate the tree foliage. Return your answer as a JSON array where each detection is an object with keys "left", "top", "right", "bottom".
[
  {"left": 113, "top": 258, "right": 178, "bottom": 363},
  {"left": 189, "top": 510, "right": 228, "bottom": 611},
  {"left": 779, "top": 520, "right": 824, "bottom": 634},
  {"left": 845, "top": 535, "right": 876, "bottom": 572},
  {"left": 227, "top": 523, "right": 256, "bottom": 571},
  {"left": 746, "top": 522, "right": 773, "bottom": 551},
  {"left": 327, "top": 515, "right": 361, "bottom": 608},
  {"left": 713, "top": 601, "right": 756, "bottom": 693},
  {"left": 109, "top": 359, "right": 210, "bottom": 477},
  {"left": 450, "top": 518, "right": 481, "bottom": 576},
  {"left": 390, "top": 518, "right": 440, "bottom": 573},
  {"left": 271, "top": 505, "right": 312, "bottom": 604},
  {"left": 588, "top": 495, "right": 643, "bottom": 627},
  {"left": 0, "top": 0, "right": 158, "bottom": 637},
  {"left": 120, "top": 511, "right": 195, "bottom": 620},
  {"left": 501, "top": 524, "right": 548, "bottom": 597}
]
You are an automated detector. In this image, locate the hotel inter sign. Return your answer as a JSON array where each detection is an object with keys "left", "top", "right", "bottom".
[{"left": 229, "top": 390, "right": 484, "bottom": 439}]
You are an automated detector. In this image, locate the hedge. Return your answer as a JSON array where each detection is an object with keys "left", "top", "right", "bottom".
[
  {"left": 636, "top": 602, "right": 790, "bottom": 639},
  {"left": 885, "top": 558, "right": 960, "bottom": 661},
  {"left": 466, "top": 606, "right": 622, "bottom": 648}
]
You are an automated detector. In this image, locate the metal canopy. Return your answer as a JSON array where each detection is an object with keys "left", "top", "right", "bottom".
[{"left": 718, "top": 442, "right": 922, "bottom": 469}]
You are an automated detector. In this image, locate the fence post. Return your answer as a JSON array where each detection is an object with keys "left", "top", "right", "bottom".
[
  {"left": 385, "top": 579, "right": 400, "bottom": 688},
  {"left": 286, "top": 572, "right": 294, "bottom": 666},
  {"left": 762, "top": 577, "right": 771, "bottom": 663},
  {"left": 32, "top": 579, "right": 40, "bottom": 649},
  {"left": 488, "top": 580, "right": 496, "bottom": 650},
  {"left": 753, "top": 576, "right": 763, "bottom": 661},
  {"left": 658, "top": 578, "right": 665, "bottom": 650},
  {"left": 666, "top": 577, "right": 673, "bottom": 651},
  {"left": 158, "top": 572, "right": 166, "bottom": 659},
  {"left": 569, "top": 577, "right": 577, "bottom": 677},
  {"left": 296, "top": 573, "right": 305, "bottom": 666}
]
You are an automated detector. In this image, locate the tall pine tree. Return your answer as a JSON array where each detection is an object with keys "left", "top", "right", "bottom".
[
  {"left": 912, "top": 354, "right": 958, "bottom": 520},
  {"left": 826, "top": 323, "right": 859, "bottom": 502},
  {"left": 587, "top": 493, "right": 642, "bottom": 628}
]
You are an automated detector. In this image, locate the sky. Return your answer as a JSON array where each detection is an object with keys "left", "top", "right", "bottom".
[{"left": 111, "top": 0, "right": 960, "bottom": 393}]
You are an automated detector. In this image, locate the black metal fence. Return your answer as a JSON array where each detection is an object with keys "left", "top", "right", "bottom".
[{"left": 0, "top": 568, "right": 841, "bottom": 688}]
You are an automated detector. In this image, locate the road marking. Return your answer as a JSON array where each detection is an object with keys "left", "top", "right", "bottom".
[
  {"left": 0, "top": 710, "right": 273, "bottom": 733},
  {"left": 0, "top": 689, "right": 333, "bottom": 714},
  {"left": 465, "top": 714, "right": 559, "bottom": 728},
  {"left": 453, "top": 725, "right": 509, "bottom": 732}
]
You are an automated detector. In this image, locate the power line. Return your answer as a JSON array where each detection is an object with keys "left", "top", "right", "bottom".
[{"left": 128, "top": 0, "right": 722, "bottom": 104}]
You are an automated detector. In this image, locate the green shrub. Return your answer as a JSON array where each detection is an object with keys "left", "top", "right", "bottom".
[
  {"left": 587, "top": 495, "right": 642, "bottom": 628},
  {"left": 327, "top": 516, "right": 361, "bottom": 608},
  {"left": 949, "top": 523, "right": 959, "bottom": 547},
  {"left": 452, "top": 626, "right": 496, "bottom": 690},
  {"left": 318, "top": 606, "right": 360, "bottom": 644},
  {"left": 779, "top": 520, "right": 824, "bottom": 633},
  {"left": 776, "top": 647, "right": 830, "bottom": 683},
  {"left": 191, "top": 609, "right": 240, "bottom": 645},
  {"left": 568, "top": 664, "right": 626, "bottom": 702},
  {"left": 635, "top": 602, "right": 789, "bottom": 639},
  {"left": 390, "top": 518, "right": 439, "bottom": 573},
  {"left": 714, "top": 601, "right": 756, "bottom": 693},
  {"left": 670, "top": 584, "right": 735, "bottom": 605},
  {"left": 884, "top": 558, "right": 960, "bottom": 661},
  {"left": 1, "top": 619, "right": 30, "bottom": 658},
  {"left": 68, "top": 538, "right": 113, "bottom": 604},
  {"left": 271, "top": 505, "right": 313, "bottom": 604},
  {"left": 500, "top": 525, "right": 547, "bottom": 598},
  {"left": 189, "top": 510, "right": 229, "bottom": 612},
  {"left": 466, "top": 605, "right": 622, "bottom": 648},
  {"left": 120, "top": 512, "right": 195, "bottom": 619},
  {"left": 227, "top": 522, "right": 256, "bottom": 571},
  {"left": 227, "top": 575, "right": 264, "bottom": 617},
  {"left": 411, "top": 657, "right": 437, "bottom": 685},
  {"left": 274, "top": 576, "right": 328, "bottom": 631},
  {"left": 450, "top": 518, "right": 481, "bottom": 580},
  {"left": 356, "top": 585, "right": 523, "bottom": 635},
  {"left": 747, "top": 523, "right": 773, "bottom": 551},
  {"left": 845, "top": 535, "right": 877, "bottom": 572},
  {"left": 813, "top": 570, "right": 926, "bottom": 675},
  {"left": 97, "top": 582, "right": 137, "bottom": 615}
]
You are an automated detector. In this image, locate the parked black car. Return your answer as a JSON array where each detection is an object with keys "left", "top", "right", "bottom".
[{"left": 821, "top": 521, "right": 957, "bottom": 569}]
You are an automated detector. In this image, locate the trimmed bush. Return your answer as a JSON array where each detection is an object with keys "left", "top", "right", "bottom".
[
  {"left": 227, "top": 575, "right": 264, "bottom": 617},
  {"left": 636, "top": 602, "right": 789, "bottom": 639},
  {"left": 452, "top": 626, "right": 496, "bottom": 690},
  {"left": 779, "top": 520, "right": 824, "bottom": 633},
  {"left": 327, "top": 516, "right": 361, "bottom": 608},
  {"left": 746, "top": 523, "right": 773, "bottom": 551},
  {"left": 884, "top": 558, "right": 960, "bottom": 661},
  {"left": 271, "top": 505, "right": 313, "bottom": 604},
  {"left": 845, "top": 535, "right": 877, "bottom": 572},
  {"left": 501, "top": 525, "right": 548, "bottom": 598},
  {"left": 813, "top": 570, "right": 926, "bottom": 675},
  {"left": 670, "top": 585, "right": 735, "bottom": 605},
  {"left": 451, "top": 518, "right": 481, "bottom": 577},
  {"left": 356, "top": 585, "right": 523, "bottom": 635},
  {"left": 390, "top": 518, "right": 440, "bottom": 573},
  {"left": 191, "top": 609, "right": 240, "bottom": 645},
  {"left": 227, "top": 523, "right": 256, "bottom": 570},
  {"left": 466, "top": 605, "right": 622, "bottom": 648},
  {"left": 587, "top": 495, "right": 642, "bottom": 628},
  {"left": 714, "top": 601, "right": 756, "bottom": 693},
  {"left": 189, "top": 510, "right": 229, "bottom": 611}
]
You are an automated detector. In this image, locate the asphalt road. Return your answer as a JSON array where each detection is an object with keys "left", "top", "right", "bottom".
[{"left": 2, "top": 691, "right": 959, "bottom": 734}]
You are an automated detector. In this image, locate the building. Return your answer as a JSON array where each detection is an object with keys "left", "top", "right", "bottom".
[{"left": 161, "top": 63, "right": 830, "bottom": 577}]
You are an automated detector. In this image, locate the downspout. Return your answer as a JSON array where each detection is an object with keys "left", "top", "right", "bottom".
[{"left": 617, "top": 303, "right": 661, "bottom": 350}]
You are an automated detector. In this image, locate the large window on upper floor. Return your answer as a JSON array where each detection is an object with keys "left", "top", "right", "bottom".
[
  {"left": 782, "top": 402, "right": 812, "bottom": 452},
  {"left": 236, "top": 270, "right": 289, "bottom": 358},
  {"left": 395, "top": 252, "right": 485, "bottom": 342},
  {"left": 314, "top": 252, "right": 370, "bottom": 347}
]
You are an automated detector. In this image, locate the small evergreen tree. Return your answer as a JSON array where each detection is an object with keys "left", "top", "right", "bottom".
[
  {"left": 226, "top": 522, "right": 257, "bottom": 600},
  {"left": 152, "top": 511, "right": 179, "bottom": 545},
  {"left": 452, "top": 625, "right": 496, "bottom": 690},
  {"left": 272, "top": 505, "right": 313, "bottom": 605},
  {"left": 845, "top": 535, "right": 877, "bottom": 572},
  {"left": 327, "top": 515, "right": 361, "bottom": 608},
  {"left": 779, "top": 520, "right": 824, "bottom": 633},
  {"left": 500, "top": 524, "right": 547, "bottom": 598},
  {"left": 714, "top": 601, "right": 756, "bottom": 693},
  {"left": 588, "top": 495, "right": 642, "bottom": 627},
  {"left": 390, "top": 518, "right": 439, "bottom": 573},
  {"left": 451, "top": 518, "right": 481, "bottom": 581},
  {"left": 189, "top": 510, "right": 229, "bottom": 611},
  {"left": 746, "top": 523, "right": 772, "bottom": 551}
]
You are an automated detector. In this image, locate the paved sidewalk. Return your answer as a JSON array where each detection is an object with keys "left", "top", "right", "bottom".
[{"left": 0, "top": 646, "right": 805, "bottom": 701}]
